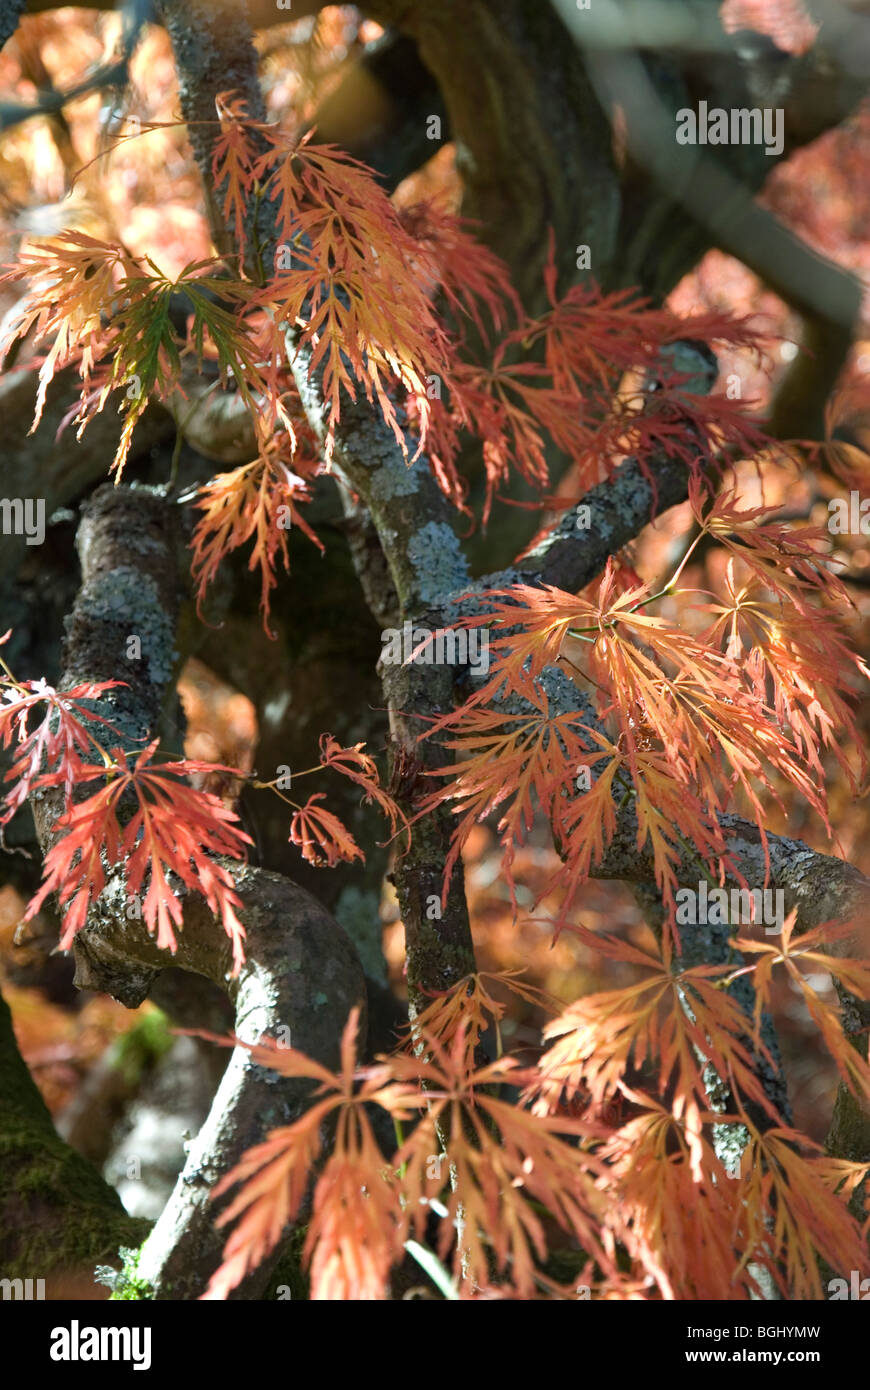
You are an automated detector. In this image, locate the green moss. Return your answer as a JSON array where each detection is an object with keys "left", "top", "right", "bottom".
[
  {"left": 0, "top": 988, "right": 150, "bottom": 1281},
  {"left": 101, "top": 1245, "right": 156, "bottom": 1301},
  {"left": 110, "top": 1008, "right": 173, "bottom": 1085}
]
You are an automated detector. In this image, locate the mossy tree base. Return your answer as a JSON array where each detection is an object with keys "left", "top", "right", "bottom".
[{"left": 0, "top": 986, "right": 149, "bottom": 1293}]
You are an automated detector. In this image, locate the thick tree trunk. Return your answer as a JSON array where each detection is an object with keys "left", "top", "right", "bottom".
[{"left": 0, "top": 985, "right": 150, "bottom": 1294}]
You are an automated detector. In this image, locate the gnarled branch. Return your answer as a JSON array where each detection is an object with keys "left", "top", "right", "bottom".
[{"left": 26, "top": 484, "right": 366, "bottom": 1297}]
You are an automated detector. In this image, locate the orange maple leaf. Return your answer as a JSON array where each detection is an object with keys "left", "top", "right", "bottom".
[
  {"left": 288, "top": 792, "right": 364, "bottom": 868},
  {"left": 531, "top": 930, "right": 780, "bottom": 1123},
  {"left": 189, "top": 436, "right": 323, "bottom": 637},
  {"left": 317, "top": 732, "right": 407, "bottom": 840}
]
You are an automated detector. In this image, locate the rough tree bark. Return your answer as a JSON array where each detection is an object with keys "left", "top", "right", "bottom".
[{"left": 24, "top": 484, "right": 366, "bottom": 1298}]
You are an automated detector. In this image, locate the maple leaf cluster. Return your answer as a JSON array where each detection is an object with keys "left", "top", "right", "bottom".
[
  {"left": 0, "top": 639, "right": 400, "bottom": 972},
  {"left": 0, "top": 654, "right": 254, "bottom": 971},
  {"left": 422, "top": 252, "right": 771, "bottom": 520},
  {"left": 202, "top": 941, "right": 870, "bottom": 1301},
  {"left": 3, "top": 77, "right": 870, "bottom": 1307},
  {"left": 417, "top": 476, "right": 868, "bottom": 928},
  {"left": 0, "top": 95, "right": 790, "bottom": 636},
  {"left": 189, "top": 432, "right": 323, "bottom": 635},
  {"left": 277, "top": 732, "right": 405, "bottom": 869}
]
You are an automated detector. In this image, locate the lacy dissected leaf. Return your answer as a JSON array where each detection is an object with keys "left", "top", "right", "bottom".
[
  {"left": 599, "top": 1097, "right": 748, "bottom": 1300},
  {"left": 180, "top": 273, "right": 295, "bottom": 431},
  {"left": 419, "top": 564, "right": 847, "bottom": 918},
  {"left": 95, "top": 263, "right": 186, "bottom": 475},
  {"left": 391, "top": 1030, "right": 610, "bottom": 1299},
  {"left": 317, "top": 732, "right": 406, "bottom": 839},
  {"left": 212, "top": 92, "right": 260, "bottom": 251},
  {"left": 2, "top": 241, "right": 194, "bottom": 476},
  {"left": 189, "top": 436, "right": 323, "bottom": 636},
  {"left": 566, "top": 390, "right": 772, "bottom": 503},
  {"left": 734, "top": 912, "right": 870, "bottom": 1102},
  {"left": 203, "top": 1008, "right": 609, "bottom": 1301},
  {"left": 528, "top": 232, "right": 763, "bottom": 394},
  {"left": 24, "top": 742, "right": 253, "bottom": 971},
  {"left": 395, "top": 200, "right": 521, "bottom": 344},
  {"left": 426, "top": 361, "right": 586, "bottom": 523},
  {"left": 703, "top": 556, "right": 868, "bottom": 790},
  {"left": 419, "top": 229, "right": 769, "bottom": 516},
  {"left": 0, "top": 677, "right": 125, "bottom": 821},
  {"left": 418, "top": 690, "right": 600, "bottom": 903},
  {"left": 578, "top": 567, "right": 832, "bottom": 887},
  {"left": 545, "top": 732, "right": 624, "bottom": 901},
  {"left": 303, "top": 1126, "right": 401, "bottom": 1301},
  {"left": 288, "top": 793, "right": 364, "bottom": 868},
  {"left": 690, "top": 476, "right": 851, "bottom": 605},
  {"left": 246, "top": 125, "right": 453, "bottom": 464},
  {"left": 735, "top": 1125, "right": 870, "bottom": 1300},
  {"left": 551, "top": 735, "right": 727, "bottom": 917},
  {"left": 0, "top": 233, "right": 286, "bottom": 477},
  {"left": 211, "top": 94, "right": 483, "bottom": 459},
  {"left": 0, "top": 232, "right": 133, "bottom": 428},
  {"left": 202, "top": 1009, "right": 418, "bottom": 1301},
  {"left": 204, "top": 1121, "right": 324, "bottom": 1301},
  {"left": 531, "top": 932, "right": 779, "bottom": 1123},
  {"left": 429, "top": 583, "right": 595, "bottom": 710},
  {"left": 409, "top": 969, "right": 559, "bottom": 1066}
]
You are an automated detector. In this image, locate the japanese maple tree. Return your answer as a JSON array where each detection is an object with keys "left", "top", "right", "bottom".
[{"left": 1, "top": 0, "right": 870, "bottom": 1307}]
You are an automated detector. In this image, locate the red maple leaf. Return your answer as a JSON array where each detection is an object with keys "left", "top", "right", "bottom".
[
  {"left": 288, "top": 793, "right": 364, "bottom": 868},
  {"left": 24, "top": 742, "right": 253, "bottom": 973},
  {"left": 0, "top": 678, "right": 127, "bottom": 822}
]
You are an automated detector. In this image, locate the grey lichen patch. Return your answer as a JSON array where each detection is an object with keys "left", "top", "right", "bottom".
[
  {"left": 334, "top": 885, "right": 387, "bottom": 986},
  {"left": 336, "top": 402, "right": 416, "bottom": 487},
  {"left": 712, "top": 1119, "right": 751, "bottom": 1176},
  {"left": 407, "top": 523, "right": 469, "bottom": 606},
  {"left": 586, "top": 464, "right": 655, "bottom": 536},
  {"left": 117, "top": 531, "right": 167, "bottom": 561},
  {"left": 242, "top": 1055, "right": 288, "bottom": 1090},
  {"left": 369, "top": 455, "right": 422, "bottom": 502},
  {"left": 535, "top": 663, "right": 597, "bottom": 720},
  {"left": 75, "top": 566, "right": 178, "bottom": 690},
  {"left": 447, "top": 569, "right": 522, "bottom": 616}
]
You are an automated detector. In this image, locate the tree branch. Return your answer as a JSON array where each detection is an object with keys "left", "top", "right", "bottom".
[
  {"left": 309, "top": 30, "right": 448, "bottom": 194},
  {"left": 26, "top": 484, "right": 366, "bottom": 1298},
  {"left": 157, "top": 0, "right": 480, "bottom": 1008},
  {"left": 0, "top": 362, "right": 174, "bottom": 583}
]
